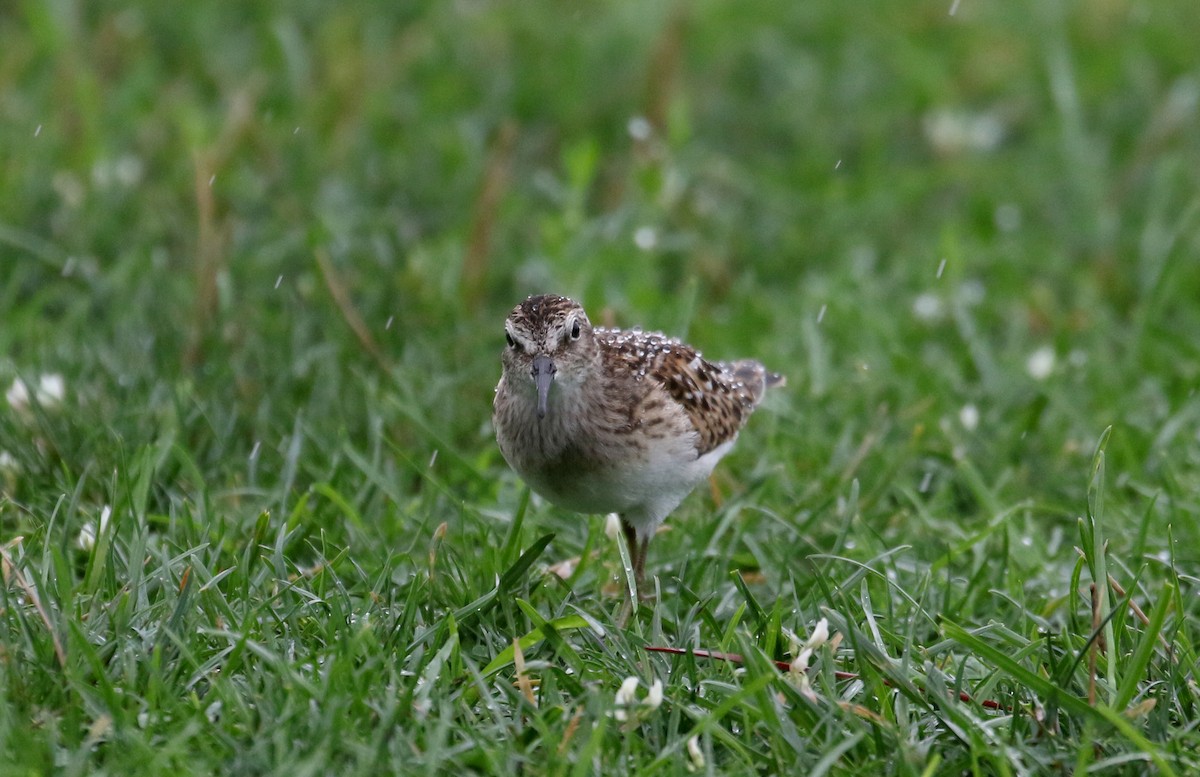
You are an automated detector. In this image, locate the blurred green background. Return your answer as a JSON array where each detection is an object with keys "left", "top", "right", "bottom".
[
  {"left": 2, "top": 0, "right": 1199, "bottom": 772},
  {"left": 3, "top": 0, "right": 1197, "bottom": 522}
]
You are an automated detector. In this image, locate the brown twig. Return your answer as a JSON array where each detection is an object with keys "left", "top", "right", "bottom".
[
  {"left": 557, "top": 708, "right": 584, "bottom": 755},
  {"left": 186, "top": 151, "right": 223, "bottom": 370},
  {"left": 315, "top": 248, "right": 392, "bottom": 373},
  {"left": 1107, "top": 572, "right": 1175, "bottom": 659},
  {"left": 1088, "top": 582, "right": 1101, "bottom": 705},
  {"left": 513, "top": 637, "right": 537, "bottom": 706},
  {"left": 0, "top": 542, "right": 66, "bottom": 669},
  {"left": 462, "top": 120, "right": 517, "bottom": 309},
  {"left": 641, "top": 4, "right": 687, "bottom": 141},
  {"left": 184, "top": 82, "right": 263, "bottom": 369},
  {"left": 597, "top": 4, "right": 688, "bottom": 211},
  {"left": 428, "top": 522, "right": 448, "bottom": 582}
]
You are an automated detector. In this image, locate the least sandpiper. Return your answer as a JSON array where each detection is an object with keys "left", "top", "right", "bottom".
[{"left": 492, "top": 294, "right": 783, "bottom": 592}]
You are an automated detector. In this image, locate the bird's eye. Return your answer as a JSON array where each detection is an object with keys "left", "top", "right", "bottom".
[
  {"left": 570, "top": 320, "right": 581, "bottom": 340},
  {"left": 505, "top": 332, "right": 518, "bottom": 349}
]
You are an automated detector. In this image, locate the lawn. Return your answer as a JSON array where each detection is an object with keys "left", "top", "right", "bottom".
[{"left": 2, "top": 0, "right": 1199, "bottom": 774}]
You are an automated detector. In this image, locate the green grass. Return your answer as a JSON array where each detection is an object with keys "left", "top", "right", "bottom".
[{"left": 2, "top": 0, "right": 1199, "bottom": 773}]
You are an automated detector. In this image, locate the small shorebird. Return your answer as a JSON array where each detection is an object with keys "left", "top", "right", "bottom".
[{"left": 493, "top": 294, "right": 783, "bottom": 593}]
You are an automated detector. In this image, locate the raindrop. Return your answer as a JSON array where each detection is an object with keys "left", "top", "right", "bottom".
[
  {"left": 274, "top": 275, "right": 283, "bottom": 289},
  {"left": 936, "top": 258, "right": 946, "bottom": 278},
  {"left": 816, "top": 304, "right": 827, "bottom": 323}
]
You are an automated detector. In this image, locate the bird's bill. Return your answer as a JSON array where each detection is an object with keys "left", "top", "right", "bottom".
[{"left": 532, "top": 354, "right": 556, "bottom": 419}]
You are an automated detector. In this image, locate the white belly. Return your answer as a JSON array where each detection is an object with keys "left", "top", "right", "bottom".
[{"left": 494, "top": 372, "right": 736, "bottom": 538}]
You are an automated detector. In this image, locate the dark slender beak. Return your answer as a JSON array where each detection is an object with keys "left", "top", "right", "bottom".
[{"left": 531, "top": 354, "right": 556, "bottom": 419}]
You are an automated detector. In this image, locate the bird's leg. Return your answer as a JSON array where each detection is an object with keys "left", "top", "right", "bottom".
[
  {"left": 620, "top": 520, "right": 652, "bottom": 601},
  {"left": 621, "top": 520, "right": 642, "bottom": 600},
  {"left": 616, "top": 520, "right": 653, "bottom": 628},
  {"left": 633, "top": 537, "right": 649, "bottom": 595}
]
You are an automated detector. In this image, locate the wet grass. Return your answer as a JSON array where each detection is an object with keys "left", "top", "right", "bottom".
[{"left": 2, "top": 0, "right": 1199, "bottom": 773}]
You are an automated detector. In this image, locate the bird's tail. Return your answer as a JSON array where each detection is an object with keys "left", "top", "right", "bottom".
[{"left": 720, "top": 359, "right": 786, "bottom": 404}]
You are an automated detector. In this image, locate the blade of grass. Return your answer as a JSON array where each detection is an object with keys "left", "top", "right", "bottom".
[
  {"left": 943, "top": 620, "right": 1179, "bottom": 776},
  {"left": 1082, "top": 426, "right": 1117, "bottom": 703},
  {"left": 480, "top": 610, "right": 595, "bottom": 676},
  {"left": 1113, "top": 581, "right": 1174, "bottom": 711}
]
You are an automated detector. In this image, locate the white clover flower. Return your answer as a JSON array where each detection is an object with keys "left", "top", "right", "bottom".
[
  {"left": 76, "top": 506, "right": 112, "bottom": 552},
  {"left": 787, "top": 618, "right": 831, "bottom": 700},
  {"left": 627, "top": 116, "right": 653, "bottom": 142},
  {"left": 784, "top": 630, "right": 802, "bottom": 662},
  {"left": 923, "top": 108, "right": 1005, "bottom": 155},
  {"left": 6, "top": 374, "right": 66, "bottom": 413},
  {"left": 92, "top": 154, "right": 144, "bottom": 189},
  {"left": 614, "top": 676, "right": 640, "bottom": 722},
  {"left": 994, "top": 203, "right": 1021, "bottom": 232},
  {"left": 604, "top": 513, "right": 622, "bottom": 540},
  {"left": 644, "top": 679, "right": 663, "bottom": 710},
  {"left": 912, "top": 292, "right": 944, "bottom": 322},
  {"left": 633, "top": 226, "right": 659, "bottom": 251},
  {"left": 77, "top": 523, "right": 97, "bottom": 552},
  {"left": 616, "top": 676, "right": 640, "bottom": 705},
  {"left": 1026, "top": 346, "right": 1056, "bottom": 381},
  {"left": 807, "top": 618, "right": 829, "bottom": 651},
  {"left": 613, "top": 676, "right": 664, "bottom": 723},
  {"left": 5, "top": 379, "right": 30, "bottom": 411},
  {"left": 39, "top": 374, "right": 64, "bottom": 405},
  {"left": 957, "top": 279, "right": 986, "bottom": 306},
  {"left": 789, "top": 647, "right": 813, "bottom": 675},
  {"left": 686, "top": 736, "right": 705, "bottom": 770},
  {"left": 959, "top": 403, "right": 980, "bottom": 431}
]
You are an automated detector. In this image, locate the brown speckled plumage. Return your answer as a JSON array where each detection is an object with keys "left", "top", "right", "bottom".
[
  {"left": 493, "top": 294, "right": 783, "bottom": 590},
  {"left": 596, "top": 328, "right": 778, "bottom": 455}
]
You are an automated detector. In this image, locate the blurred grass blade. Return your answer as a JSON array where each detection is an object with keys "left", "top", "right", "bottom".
[
  {"left": 942, "top": 620, "right": 1179, "bottom": 776},
  {"left": 943, "top": 620, "right": 1091, "bottom": 716},
  {"left": 499, "top": 533, "right": 554, "bottom": 592},
  {"left": 1113, "top": 582, "right": 1174, "bottom": 711},
  {"left": 499, "top": 487, "right": 531, "bottom": 568},
  {"left": 1083, "top": 425, "right": 1117, "bottom": 703},
  {"left": 481, "top": 613, "right": 594, "bottom": 676}
]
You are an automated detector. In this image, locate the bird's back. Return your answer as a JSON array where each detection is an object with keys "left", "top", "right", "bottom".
[{"left": 596, "top": 328, "right": 783, "bottom": 456}]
